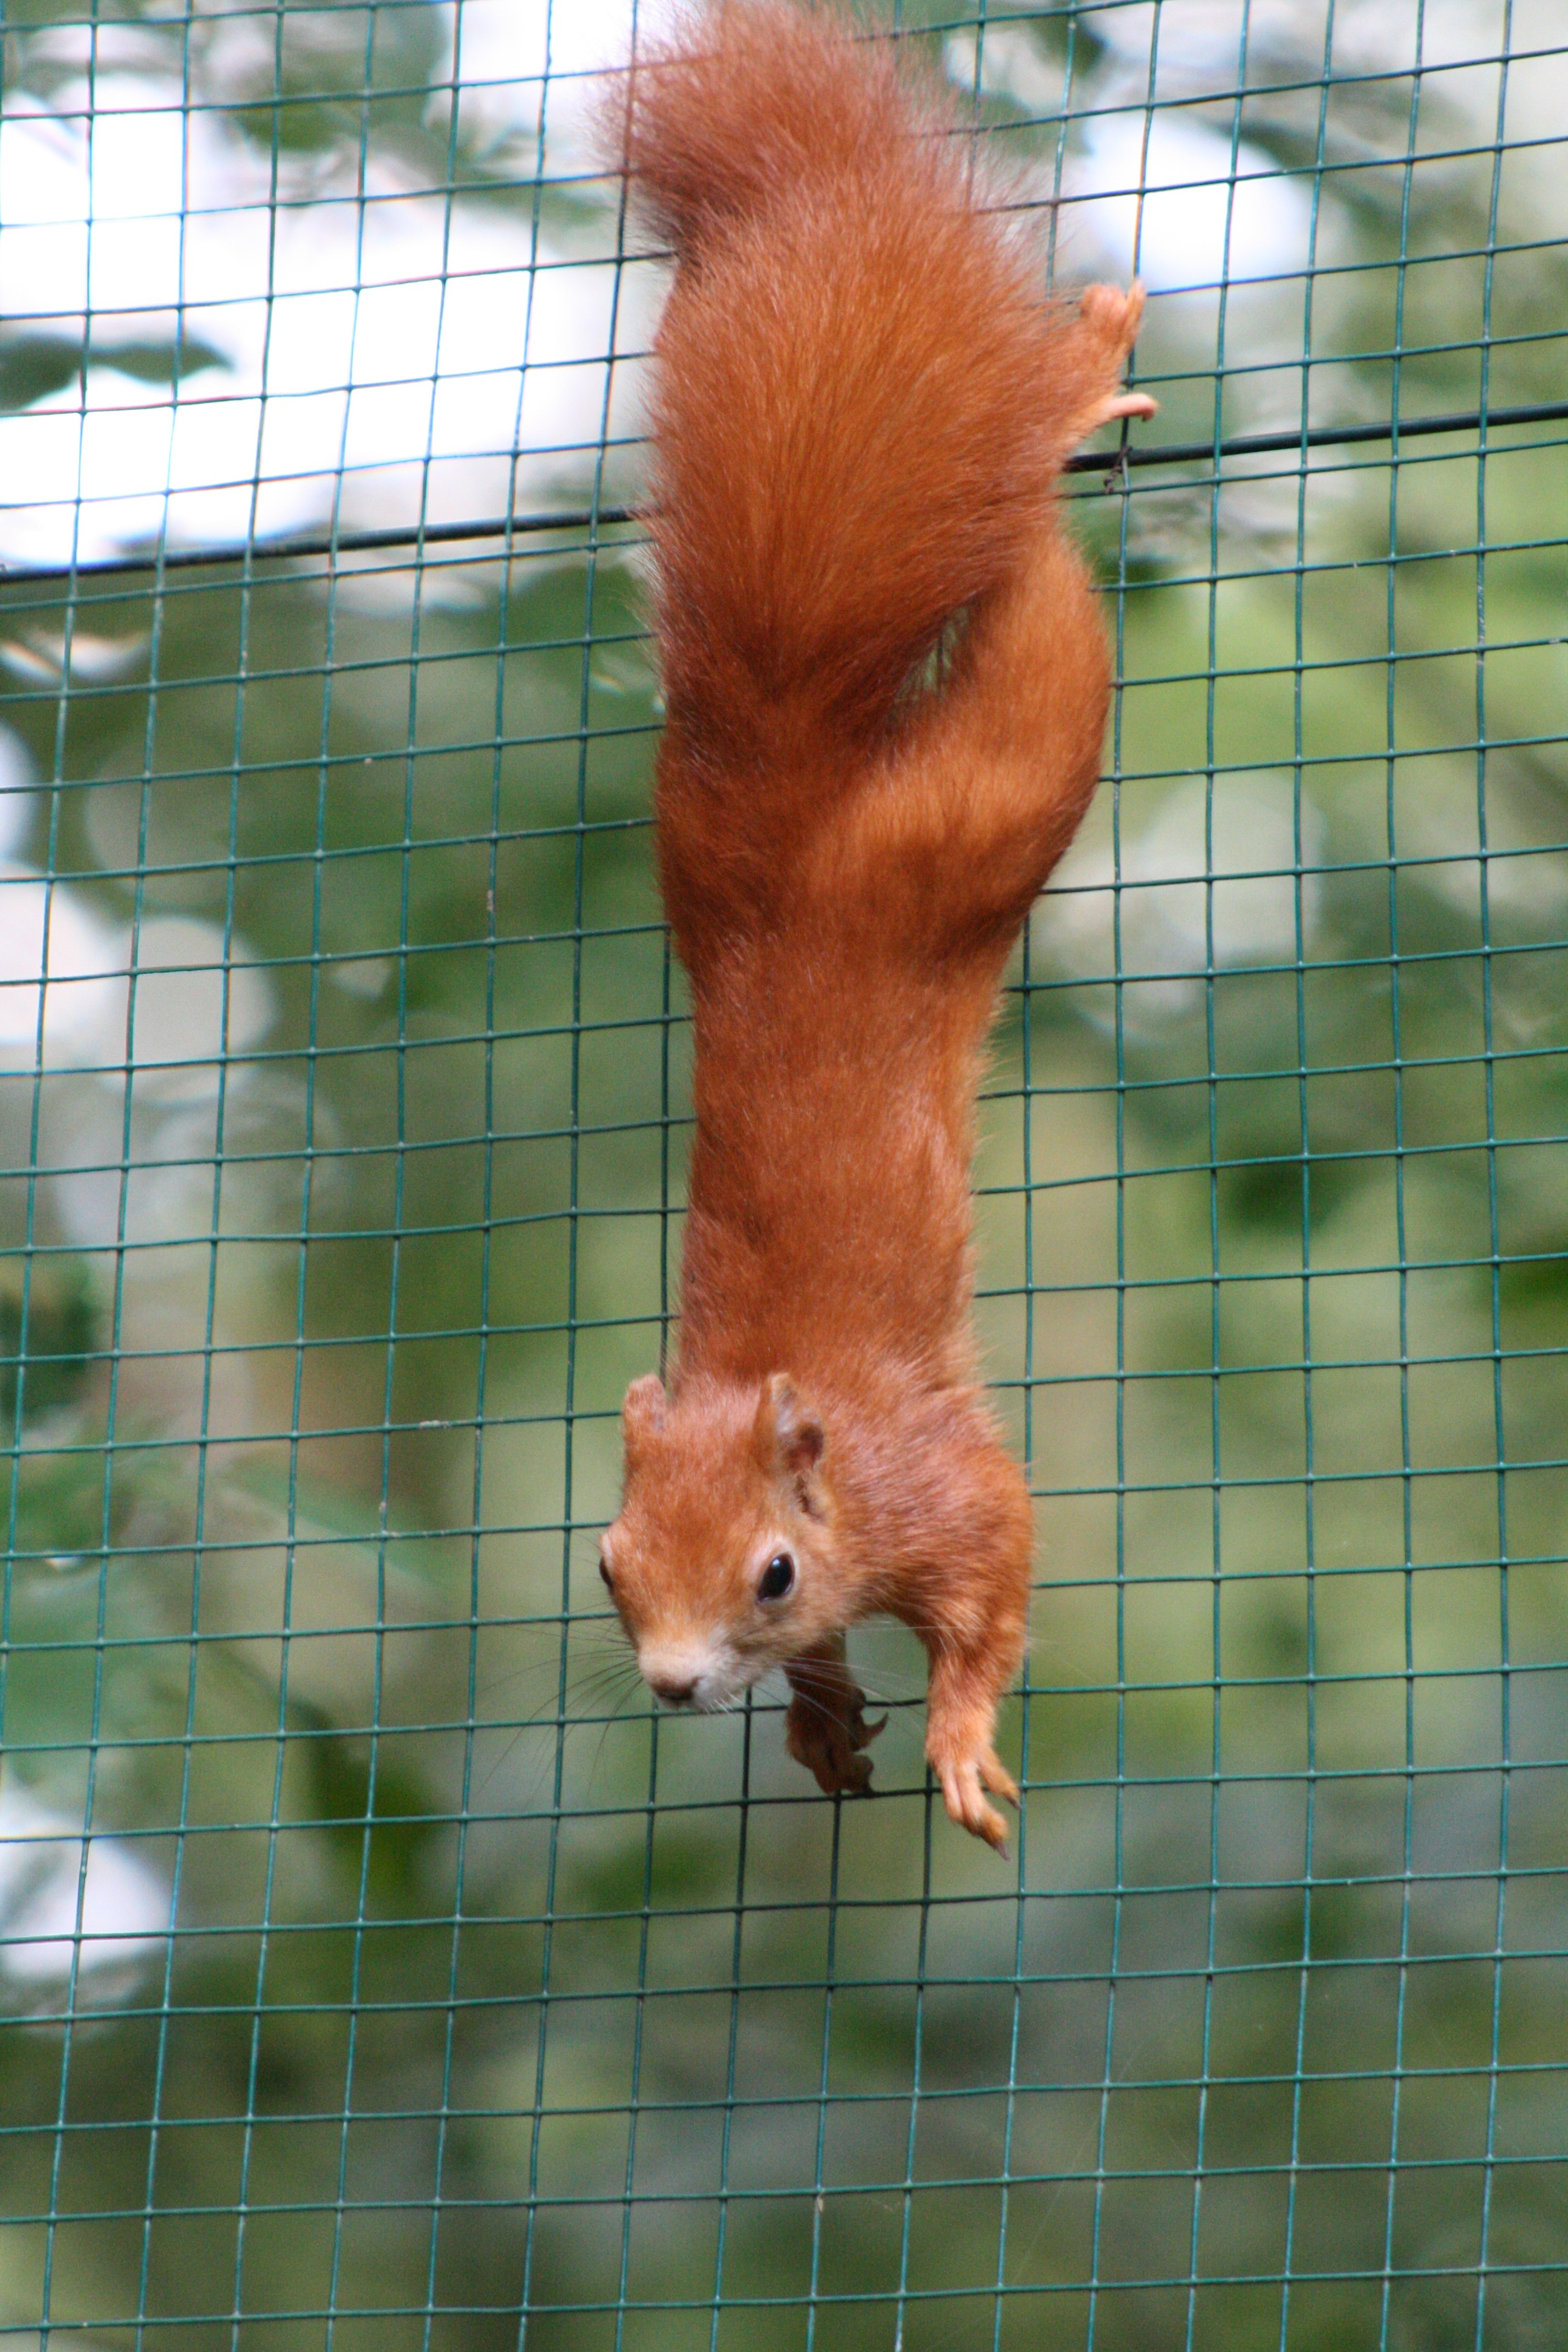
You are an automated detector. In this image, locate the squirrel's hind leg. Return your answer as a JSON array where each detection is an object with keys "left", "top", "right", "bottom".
[{"left": 807, "top": 527, "right": 1111, "bottom": 963}]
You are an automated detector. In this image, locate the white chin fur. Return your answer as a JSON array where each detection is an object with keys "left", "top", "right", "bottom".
[
  {"left": 688, "top": 1677, "right": 744, "bottom": 1713},
  {"left": 638, "top": 1640, "right": 749, "bottom": 1713}
]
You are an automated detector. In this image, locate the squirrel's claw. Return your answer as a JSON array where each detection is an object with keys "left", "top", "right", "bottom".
[
  {"left": 935, "top": 1756, "right": 1010, "bottom": 1853},
  {"left": 934, "top": 1747, "right": 1020, "bottom": 1854},
  {"left": 1100, "top": 390, "right": 1159, "bottom": 423}
]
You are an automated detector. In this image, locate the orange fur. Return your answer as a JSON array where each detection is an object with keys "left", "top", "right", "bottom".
[{"left": 598, "top": 1, "right": 1149, "bottom": 1848}]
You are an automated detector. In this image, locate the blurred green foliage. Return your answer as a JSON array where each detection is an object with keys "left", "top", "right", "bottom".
[{"left": 1, "top": 2, "right": 1566, "bottom": 2347}]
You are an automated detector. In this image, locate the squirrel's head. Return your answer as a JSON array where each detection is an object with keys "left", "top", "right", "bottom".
[{"left": 599, "top": 1370, "right": 841, "bottom": 1709}]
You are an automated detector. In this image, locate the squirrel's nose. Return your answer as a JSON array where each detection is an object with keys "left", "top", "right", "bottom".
[{"left": 650, "top": 1674, "right": 697, "bottom": 1707}]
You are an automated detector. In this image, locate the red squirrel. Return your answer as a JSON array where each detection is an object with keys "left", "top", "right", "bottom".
[{"left": 597, "top": 2, "right": 1153, "bottom": 1849}]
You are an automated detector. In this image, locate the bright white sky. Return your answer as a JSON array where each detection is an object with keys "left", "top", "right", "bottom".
[
  {"left": 0, "top": 1783, "right": 169, "bottom": 1987},
  {"left": 0, "top": 0, "right": 1326, "bottom": 573},
  {"left": 0, "top": 0, "right": 1553, "bottom": 572}
]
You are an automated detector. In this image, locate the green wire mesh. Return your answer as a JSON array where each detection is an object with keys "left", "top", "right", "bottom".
[{"left": 1, "top": 1, "right": 1565, "bottom": 2345}]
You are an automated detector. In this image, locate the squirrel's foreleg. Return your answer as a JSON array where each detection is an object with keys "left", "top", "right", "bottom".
[
  {"left": 785, "top": 1632, "right": 887, "bottom": 1796},
  {"left": 898, "top": 1442, "right": 1033, "bottom": 1852},
  {"left": 923, "top": 1638, "right": 1026, "bottom": 1854}
]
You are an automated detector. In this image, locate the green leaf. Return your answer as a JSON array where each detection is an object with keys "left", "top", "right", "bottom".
[
  {"left": 0, "top": 330, "right": 229, "bottom": 411},
  {"left": 0, "top": 1259, "right": 97, "bottom": 1422}
]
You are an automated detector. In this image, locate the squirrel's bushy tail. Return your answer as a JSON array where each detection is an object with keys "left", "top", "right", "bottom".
[{"left": 615, "top": 3, "right": 1076, "bottom": 753}]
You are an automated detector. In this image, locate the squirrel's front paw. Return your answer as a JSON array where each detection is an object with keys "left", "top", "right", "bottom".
[
  {"left": 930, "top": 1744, "right": 1019, "bottom": 1855},
  {"left": 785, "top": 1677, "right": 886, "bottom": 1797}
]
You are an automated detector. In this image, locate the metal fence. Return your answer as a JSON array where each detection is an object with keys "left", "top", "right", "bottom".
[{"left": 1, "top": 1, "right": 1565, "bottom": 2345}]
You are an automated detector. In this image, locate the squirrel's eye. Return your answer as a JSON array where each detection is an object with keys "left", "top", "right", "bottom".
[
  {"left": 598, "top": 1552, "right": 614, "bottom": 1590},
  {"left": 757, "top": 1552, "right": 794, "bottom": 1601}
]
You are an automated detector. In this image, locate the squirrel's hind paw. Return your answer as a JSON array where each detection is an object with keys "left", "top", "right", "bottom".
[
  {"left": 1063, "top": 281, "right": 1158, "bottom": 449},
  {"left": 1078, "top": 279, "right": 1146, "bottom": 365},
  {"left": 786, "top": 1679, "right": 886, "bottom": 1798}
]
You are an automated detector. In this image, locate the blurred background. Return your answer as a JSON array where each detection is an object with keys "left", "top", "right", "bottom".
[{"left": 1, "top": 1, "right": 1564, "bottom": 2344}]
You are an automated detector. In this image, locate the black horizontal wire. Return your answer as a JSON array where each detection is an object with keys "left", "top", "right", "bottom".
[{"left": 2, "top": 399, "right": 1564, "bottom": 591}]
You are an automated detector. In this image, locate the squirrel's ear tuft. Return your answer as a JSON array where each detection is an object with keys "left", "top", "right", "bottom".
[
  {"left": 753, "top": 1372, "right": 825, "bottom": 1494},
  {"left": 621, "top": 1373, "right": 667, "bottom": 1460}
]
